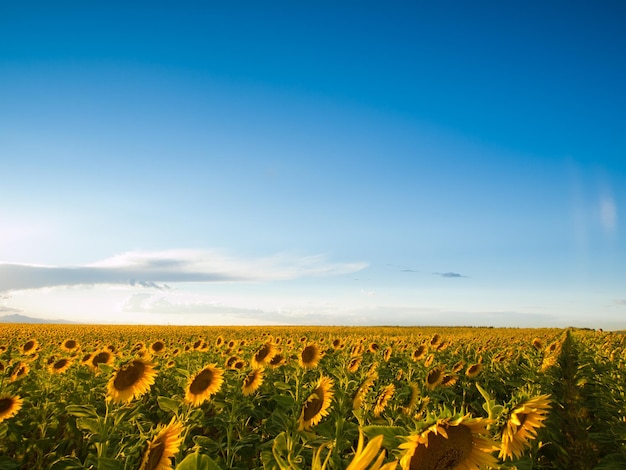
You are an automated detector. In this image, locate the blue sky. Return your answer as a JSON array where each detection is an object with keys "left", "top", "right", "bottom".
[{"left": 1, "top": 2, "right": 625, "bottom": 328}]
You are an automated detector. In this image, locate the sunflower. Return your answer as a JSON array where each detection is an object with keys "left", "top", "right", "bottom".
[
  {"left": 429, "top": 334, "right": 441, "bottom": 347},
  {"left": 348, "top": 356, "right": 362, "bottom": 373},
  {"left": 184, "top": 364, "right": 225, "bottom": 406},
  {"left": 81, "top": 353, "right": 93, "bottom": 365},
  {"left": 347, "top": 428, "right": 398, "bottom": 470},
  {"left": 10, "top": 362, "right": 29, "bottom": 382},
  {"left": 352, "top": 343, "right": 365, "bottom": 356},
  {"left": 540, "top": 354, "right": 558, "bottom": 372},
  {"left": 465, "top": 363, "right": 482, "bottom": 378},
  {"left": 369, "top": 342, "right": 380, "bottom": 353},
  {"left": 90, "top": 350, "right": 114, "bottom": 371},
  {"left": 383, "top": 347, "right": 393, "bottom": 362},
  {"left": 251, "top": 342, "right": 276, "bottom": 368},
  {"left": 452, "top": 361, "right": 465, "bottom": 373},
  {"left": 298, "top": 375, "right": 334, "bottom": 430},
  {"left": 215, "top": 335, "right": 224, "bottom": 347},
  {"left": 353, "top": 370, "right": 378, "bottom": 410},
  {"left": 242, "top": 368, "right": 264, "bottom": 396},
  {"left": 373, "top": 384, "right": 395, "bottom": 418},
  {"left": 225, "top": 355, "right": 240, "bottom": 369},
  {"left": 440, "top": 374, "right": 457, "bottom": 388},
  {"left": 0, "top": 394, "right": 23, "bottom": 423},
  {"left": 425, "top": 367, "right": 444, "bottom": 391},
  {"left": 332, "top": 338, "right": 342, "bottom": 350},
  {"left": 139, "top": 418, "right": 184, "bottom": 470},
  {"left": 412, "top": 345, "right": 427, "bottom": 361},
  {"left": 21, "top": 339, "right": 39, "bottom": 355},
  {"left": 531, "top": 338, "right": 543, "bottom": 350},
  {"left": 269, "top": 354, "right": 286, "bottom": 368},
  {"left": 399, "top": 415, "right": 498, "bottom": 470},
  {"left": 299, "top": 343, "right": 322, "bottom": 369},
  {"left": 150, "top": 340, "right": 166, "bottom": 355},
  {"left": 107, "top": 359, "right": 158, "bottom": 404},
  {"left": 423, "top": 354, "right": 435, "bottom": 368},
  {"left": 61, "top": 339, "right": 80, "bottom": 352},
  {"left": 499, "top": 394, "right": 551, "bottom": 460},
  {"left": 401, "top": 383, "right": 419, "bottom": 415},
  {"left": 49, "top": 358, "right": 73, "bottom": 374}
]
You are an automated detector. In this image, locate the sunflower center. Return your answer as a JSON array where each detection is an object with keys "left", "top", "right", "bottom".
[
  {"left": 23, "top": 341, "right": 35, "bottom": 352},
  {"left": 410, "top": 425, "right": 472, "bottom": 470},
  {"left": 255, "top": 344, "right": 271, "bottom": 362},
  {"left": 0, "top": 397, "right": 12, "bottom": 413},
  {"left": 427, "top": 370, "right": 442, "bottom": 385},
  {"left": 64, "top": 340, "right": 77, "bottom": 349},
  {"left": 413, "top": 346, "right": 426, "bottom": 360},
  {"left": 270, "top": 355, "right": 284, "bottom": 366},
  {"left": 93, "top": 352, "right": 111, "bottom": 366},
  {"left": 302, "top": 392, "right": 324, "bottom": 421},
  {"left": 189, "top": 368, "right": 214, "bottom": 394},
  {"left": 114, "top": 361, "right": 146, "bottom": 390},
  {"left": 226, "top": 356, "right": 238, "bottom": 367},
  {"left": 152, "top": 341, "right": 165, "bottom": 352},
  {"left": 54, "top": 359, "right": 69, "bottom": 370},
  {"left": 244, "top": 371, "right": 257, "bottom": 388},
  {"left": 145, "top": 439, "right": 166, "bottom": 470},
  {"left": 301, "top": 346, "right": 317, "bottom": 363}
]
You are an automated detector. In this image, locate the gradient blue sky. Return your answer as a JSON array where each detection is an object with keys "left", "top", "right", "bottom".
[{"left": 1, "top": 2, "right": 625, "bottom": 328}]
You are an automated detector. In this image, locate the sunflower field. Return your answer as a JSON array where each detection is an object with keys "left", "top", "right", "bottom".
[{"left": 1, "top": 324, "right": 624, "bottom": 469}]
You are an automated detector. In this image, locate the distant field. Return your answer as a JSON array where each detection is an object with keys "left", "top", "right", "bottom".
[{"left": 1, "top": 325, "right": 624, "bottom": 469}]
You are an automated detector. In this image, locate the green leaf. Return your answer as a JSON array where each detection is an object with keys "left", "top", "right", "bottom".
[
  {"left": 362, "top": 425, "right": 405, "bottom": 448},
  {"left": 176, "top": 450, "right": 222, "bottom": 470},
  {"left": 157, "top": 396, "right": 180, "bottom": 414},
  {"left": 49, "top": 457, "right": 87, "bottom": 470},
  {"left": 476, "top": 383, "right": 498, "bottom": 419},
  {"left": 273, "top": 381, "right": 291, "bottom": 391},
  {"left": 193, "top": 435, "right": 218, "bottom": 448},
  {"left": 96, "top": 457, "right": 123, "bottom": 470},
  {"left": 66, "top": 404, "right": 99, "bottom": 419},
  {"left": 0, "top": 456, "right": 20, "bottom": 470},
  {"left": 76, "top": 418, "right": 100, "bottom": 434},
  {"left": 98, "top": 363, "right": 114, "bottom": 375},
  {"left": 176, "top": 368, "right": 190, "bottom": 378},
  {"left": 272, "top": 395, "right": 295, "bottom": 409}
]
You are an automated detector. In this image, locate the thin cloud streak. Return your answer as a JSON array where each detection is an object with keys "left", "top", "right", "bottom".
[
  {"left": 0, "top": 250, "right": 368, "bottom": 293},
  {"left": 433, "top": 272, "right": 467, "bottom": 278}
]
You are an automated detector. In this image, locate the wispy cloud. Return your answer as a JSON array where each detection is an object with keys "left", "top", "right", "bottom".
[
  {"left": 122, "top": 293, "right": 266, "bottom": 318},
  {"left": 0, "top": 305, "right": 22, "bottom": 314},
  {"left": 433, "top": 272, "right": 467, "bottom": 278},
  {"left": 0, "top": 250, "right": 367, "bottom": 293},
  {"left": 613, "top": 299, "right": 626, "bottom": 306}
]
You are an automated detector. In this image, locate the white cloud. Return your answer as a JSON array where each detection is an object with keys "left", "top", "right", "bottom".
[
  {"left": 0, "top": 249, "right": 367, "bottom": 293},
  {"left": 599, "top": 196, "right": 617, "bottom": 233}
]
